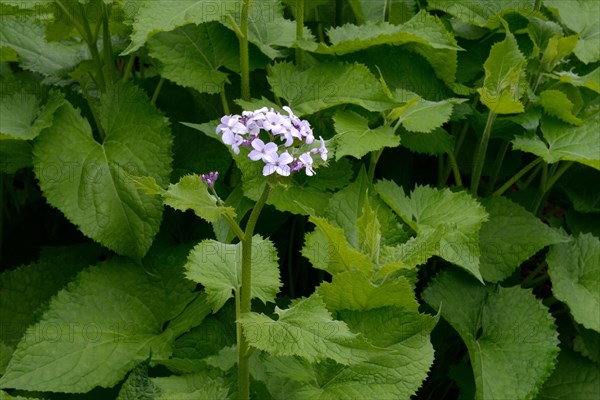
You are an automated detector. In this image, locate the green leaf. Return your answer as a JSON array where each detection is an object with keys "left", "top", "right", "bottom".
[
  {"left": 540, "top": 35, "right": 579, "bottom": 72},
  {"left": 33, "top": 82, "right": 172, "bottom": 258},
  {"left": 240, "top": 295, "right": 382, "bottom": 365},
  {"left": 376, "top": 181, "right": 488, "bottom": 281},
  {"left": 332, "top": 110, "right": 400, "bottom": 160},
  {"left": 389, "top": 92, "right": 466, "bottom": 132},
  {"left": 477, "top": 29, "right": 527, "bottom": 114},
  {"left": 117, "top": 362, "right": 160, "bottom": 400},
  {"left": 301, "top": 11, "right": 461, "bottom": 55},
  {"left": 559, "top": 166, "right": 600, "bottom": 213},
  {"left": 148, "top": 22, "right": 238, "bottom": 94},
  {"left": 0, "top": 250, "right": 203, "bottom": 393},
  {"left": 574, "top": 325, "right": 600, "bottom": 364},
  {"left": 163, "top": 174, "right": 235, "bottom": 223},
  {"left": 539, "top": 89, "right": 584, "bottom": 125},
  {"left": 356, "top": 197, "right": 381, "bottom": 263},
  {"left": 0, "top": 17, "right": 87, "bottom": 78},
  {"left": 151, "top": 373, "right": 230, "bottom": 399},
  {"left": 538, "top": 350, "right": 600, "bottom": 400},
  {"left": 512, "top": 116, "right": 600, "bottom": 170},
  {"left": 545, "top": 0, "right": 600, "bottom": 64},
  {"left": 553, "top": 69, "right": 600, "bottom": 94},
  {"left": 290, "top": 307, "right": 437, "bottom": 399},
  {"left": 267, "top": 61, "right": 395, "bottom": 116},
  {"left": 348, "top": 0, "right": 417, "bottom": 24},
  {"left": 479, "top": 196, "right": 568, "bottom": 282},
  {"left": 122, "top": 0, "right": 238, "bottom": 54},
  {"left": 399, "top": 127, "right": 455, "bottom": 155},
  {"left": 0, "top": 244, "right": 101, "bottom": 348},
  {"left": 317, "top": 270, "right": 418, "bottom": 311},
  {"left": 428, "top": 0, "right": 536, "bottom": 28},
  {"left": 184, "top": 236, "right": 282, "bottom": 313},
  {"left": 423, "top": 269, "right": 560, "bottom": 400},
  {"left": 0, "top": 90, "right": 64, "bottom": 140},
  {"left": 547, "top": 233, "right": 600, "bottom": 332},
  {"left": 302, "top": 216, "right": 373, "bottom": 275}
]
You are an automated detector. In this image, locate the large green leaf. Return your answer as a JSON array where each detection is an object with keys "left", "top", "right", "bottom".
[
  {"left": 122, "top": 0, "right": 238, "bottom": 54},
  {"left": 423, "top": 269, "right": 560, "bottom": 400},
  {"left": 33, "top": 82, "right": 172, "bottom": 258},
  {"left": 538, "top": 350, "right": 600, "bottom": 400},
  {"left": 512, "top": 116, "right": 600, "bottom": 170},
  {"left": 376, "top": 181, "right": 488, "bottom": 281},
  {"left": 545, "top": 0, "right": 600, "bottom": 64},
  {"left": 477, "top": 29, "right": 527, "bottom": 114},
  {"left": 152, "top": 373, "right": 230, "bottom": 399},
  {"left": 184, "top": 236, "right": 282, "bottom": 313},
  {"left": 317, "top": 270, "right": 418, "bottom": 311},
  {"left": 0, "top": 251, "right": 207, "bottom": 393},
  {"left": 539, "top": 89, "right": 584, "bottom": 126},
  {"left": 547, "top": 233, "right": 600, "bottom": 332},
  {"left": 147, "top": 22, "right": 238, "bottom": 94},
  {"left": 0, "top": 17, "right": 87, "bottom": 77},
  {"left": 0, "top": 244, "right": 101, "bottom": 348},
  {"left": 239, "top": 294, "right": 382, "bottom": 365},
  {"left": 479, "top": 196, "right": 568, "bottom": 282},
  {"left": 267, "top": 61, "right": 395, "bottom": 116},
  {"left": 427, "top": 0, "right": 536, "bottom": 28},
  {"left": 399, "top": 127, "right": 455, "bottom": 155},
  {"left": 348, "top": 0, "right": 417, "bottom": 24},
  {"left": 0, "top": 90, "right": 64, "bottom": 140},
  {"left": 332, "top": 110, "right": 400, "bottom": 160},
  {"left": 263, "top": 307, "right": 437, "bottom": 399}
]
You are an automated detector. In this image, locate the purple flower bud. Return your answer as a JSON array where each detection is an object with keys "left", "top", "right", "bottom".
[{"left": 201, "top": 171, "right": 219, "bottom": 188}]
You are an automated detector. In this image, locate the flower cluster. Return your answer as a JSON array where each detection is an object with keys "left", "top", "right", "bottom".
[{"left": 216, "top": 106, "right": 328, "bottom": 177}]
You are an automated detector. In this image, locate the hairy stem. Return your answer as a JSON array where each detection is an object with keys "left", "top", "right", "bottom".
[
  {"left": 238, "top": 183, "right": 270, "bottom": 400},
  {"left": 471, "top": 111, "right": 497, "bottom": 195},
  {"left": 240, "top": 0, "right": 253, "bottom": 100}
]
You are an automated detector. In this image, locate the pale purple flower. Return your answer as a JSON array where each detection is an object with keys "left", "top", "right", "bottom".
[
  {"left": 299, "top": 152, "right": 315, "bottom": 176},
  {"left": 248, "top": 138, "right": 278, "bottom": 162},
  {"left": 298, "top": 120, "right": 314, "bottom": 144},
  {"left": 201, "top": 171, "right": 219, "bottom": 188},
  {"left": 318, "top": 136, "right": 328, "bottom": 161},
  {"left": 263, "top": 111, "right": 288, "bottom": 135},
  {"left": 263, "top": 151, "right": 294, "bottom": 176}
]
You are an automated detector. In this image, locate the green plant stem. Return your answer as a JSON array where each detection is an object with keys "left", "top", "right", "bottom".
[
  {"left": 122, "top": 55, "right": 135, "bottom": 81},
  {"left": 238, "top": 183, "right": 270, "bottom": 400},
  {"left": 493, "top": 157, "right": 542, "bottom": 196},
  {"left": 151, "top": 77, "right": 165, "bottom": 106},
  {"left": 295, "top": 0, "right": 305, "bottom": 67},
  {"left": 446, "top": 150, "right": 463, "bottom": 187},
  {"left": 239, "top": 0, "right": 253, "bottom": 101},
  {"left": 484, "top": 141, "right": 509, "bottom": 195},
  {"left": 521, "top": 262, "right": 546, "bottom": 287},
  {"left": 471, "top": 111, "right": 497, "bottom": 195},
  {"left": 101, "top": 1, "right": 114, "bottom": 86},
  {"left": 443, "top": 121, "right": 470, "bottom": 184},
  {"left": 531, "top": 161, "right": 574, "bottom": 215},
  {"left": 79, "top": 6, "right": 106, "bottom": 92},
  {"left": 220, "top": 89, "right": 230, "bottom": 115},
  {"left": 368, "top": 149, "right": 383, "bottom": 182},
  {"left": 521, "top": 161, "right": 543, "bottom": 190},
  {"left": 522, "top": 274, "right": 549, "bottom": 289}
]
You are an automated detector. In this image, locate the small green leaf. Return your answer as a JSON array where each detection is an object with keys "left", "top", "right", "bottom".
[
  {"left": 333, "top": 110, "right": 400, "bottom": 160},
  {"left": 553, "top": 69, "right": 600, "bottom": 94},
  {"left": 479, "top": 197, "right": 568, "bottom": 282},
  {"left": 0, "top": 250, "right": 201, "bottom": 393},
  {"left": 538, "top": 350, "right": 600, "bottom": 400},
  {"left": 389, "top": 93, "right": 466, "bottom": 132},
  {"left": 317, "top": 270, "right": 418, "bottom": 311},
  {"left": 184, "top": 236, "right": 282, "bottom": 313},
  {"left": 116, "top": 362, "right": 160, "bottom": 400},
  {"left": 547, "top": 233, "right": 600, "bottom": 332},
  {"left": 356, "top": 197, "right": 381, "bottom": 263},
  {"left": 512, "top": 116, "right": 600, "bottom": 170},
  {"left": 376, "top": 181, "right": 488, "bottom": 281},
  {"left": 163, "top": 174, "right": 235, "bottom": 223},
  {"left": 268, "top": 61, "right": 395, "bottom": 116},
  {"left": 477, "top": 29, "right": 527, "bottom": 114},
  {"left": 428, "top": 0, "right": 537, "bottom": 28},
  {"left": 148, "top": 22, "right": 238, "bottom": 94},
  {"left": 33, "top": 82, "right": 172, "bottom": 258},
  {"left": 0, "top": 90, "right": 64, "bottom": 140},
  {"left": 302, "top": 216, "right": 373, "bottom": 274},
  {"left": 540, "top": 35, "right": 579, "bottom": 72},
  {"left": 539, "top": 89, "right": 584, "bottom": 125},
  {"left": 240, "top": 295, "right": 382, "bottom": 365},
  {"left": 151, "top": 373, "right": 230, "bottom": 399},
  {"left": 423, "top": 269, "right": 560, "bottom": 400}
]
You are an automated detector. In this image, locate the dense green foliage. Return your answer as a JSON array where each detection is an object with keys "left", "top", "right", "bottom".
[{"left": 0, "top": 0, "right": 598, "bottom": 399}]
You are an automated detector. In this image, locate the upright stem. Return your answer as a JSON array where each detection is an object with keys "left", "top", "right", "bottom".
[
  {"left": 220, "top": 89, "right": 230, "bottom": 115},
  {"left": 101, "top": 2, "right": 114, "bottom": 87},
  {"left": 470, "top": 111, "right": 497, "bottom": 194},
  {"left": 446, "top": 150, "right": 463, "bottom": 187},
  {"left": 151, "top": 77, "right": 165, "bottom": 106},
  {"left": 493, "top": 157, "right": 542, "bottom": 196},
  {"left": 240, "top": 0, "right": 253, "bottom": 100},
  {"left": 295, "top": 0, "right": 305, "bottom": 67},
  {"left": 484, "top": 140, "right": 509, "bottom": 195},
  {"left": 368, "top": 149, "right": 383, "bottom": 182},
  {"left": 238, "top": 184, "right": 270, "bottom": 400}
]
